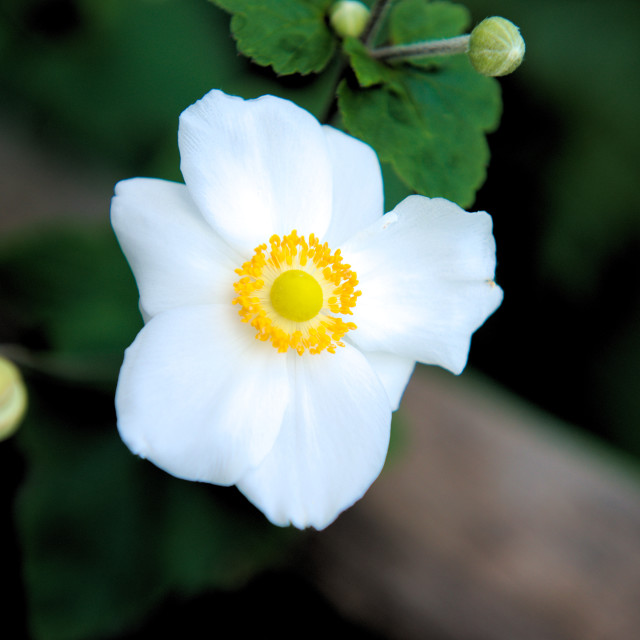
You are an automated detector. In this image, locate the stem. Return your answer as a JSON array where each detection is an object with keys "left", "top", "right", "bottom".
[
  {"left": 371, "top": 34, "right": 470, "bottom": 61},
  {"left": 362, "top": 0, "right": 395, "bottom": 47},
  {"left": 321, "top": 0, "right": 396, "bottom": 124},
  {"left": 321, "top": 0, "right": 395, "bottom": 124},
  {"left": 0, "top": 344, "right": 118, "bottom": 385},
  {"left": 319, "top": 57, "right": 350, "bottom": 124}
]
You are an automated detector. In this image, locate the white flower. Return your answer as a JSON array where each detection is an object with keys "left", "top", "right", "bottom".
[{"left": 111, "top": 89, "right": 502, "bottom": 530}]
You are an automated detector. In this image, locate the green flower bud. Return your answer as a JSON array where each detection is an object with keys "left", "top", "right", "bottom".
[
  {"left": 329, "top": 1, "right": 371, "bottom": 39},
  {"left": 0, "top": 357, "right": 27, "bottom": 441},
  {"left": 468, "top": 16, "right": 525, "bottom": 77}
]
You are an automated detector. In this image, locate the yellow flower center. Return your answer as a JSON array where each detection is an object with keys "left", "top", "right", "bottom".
[
  {"left": 269, "top": 270, "right": 324, "bottom": 322},
  {"left": 233, "top": 230, "right": 360, "bottom": 355}
]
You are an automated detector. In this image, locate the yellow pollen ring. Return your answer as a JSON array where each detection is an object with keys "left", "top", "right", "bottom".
[{"left": 232, "top": 230, "right": 361, "bottom": 355}]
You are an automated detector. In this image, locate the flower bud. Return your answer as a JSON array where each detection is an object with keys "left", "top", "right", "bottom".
[
  {"left": 329, "top": 1, "right": 371, "bottom": 39},
  {"left": 0, "top": 357, "right": 27, "bottom": 441},
  {"left": 468, "top": 16, "right": 525, "bottom": 77}
]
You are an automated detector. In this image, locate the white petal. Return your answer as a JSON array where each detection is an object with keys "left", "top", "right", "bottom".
[
  {"left": 237, "top": 345, "right": 391, "bottom": 530},
  {"left": 342, "top": 195, "right": 503, "bottom": 374},
  {"left": 178, "top": 90, "right": 333, "bottom": 255},
  {"left": 115, "top": 305, "right": 289, "bottom": 485},
  {"left": 321, "top": 126, "right": 384, "bottom": 246},
  {"left": 111, "top": 178, "right": 240, "bottom": 319},
  {"left": 361, "top": 350, "right": 416, "bottom": 412}
]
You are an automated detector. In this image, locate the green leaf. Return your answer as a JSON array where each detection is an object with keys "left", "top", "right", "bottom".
[
  {"left": 390, "top": 0, "right": 471, "bottom": 46},
  {"left": 339, "top": 37, "right": 501, "bottom": 207},
  {"left": 344, "top": 36, "right": 389, "bottom": 87},
  {"left": 211, "top": 0, "right": 336, "bottom": 75}
]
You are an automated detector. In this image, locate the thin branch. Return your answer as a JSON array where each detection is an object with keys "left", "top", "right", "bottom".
[
  {"left": 362, "top": 0, "right": 394, "bottom": 47},
  {"left": 370, "top": 34, "right": 470, "bottom": 61}
]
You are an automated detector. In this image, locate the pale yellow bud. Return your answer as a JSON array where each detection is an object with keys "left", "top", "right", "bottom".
[
  {"left": 329, "top": 1, "right": 371, "bottom": 39},
  {"left": 0, "top": 357, "right": 27, "bottom": 441},
  {"left": 468, "top": 16, "right": 525, "bottom": 77}
]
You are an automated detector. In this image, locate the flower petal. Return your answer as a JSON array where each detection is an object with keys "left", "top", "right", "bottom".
[
  {"left": 111, "top": 178, "right": 240, "bottom": 319},
  {"left": 236, "top": 345, "right": 391, "bottom": 530},
  {"left": 321, "top": 126, "right": 384, "bottom": 246},
  {"left": 342, "top": 195, "right": 503, "bottom": 374},
  {"left": 115, "top": 305, "right": 289, "bottom": 485},
  {"left": 361, "top": 350, "right": 416, "bottom": 411},
  {"left": 178, "top": 90, "right": 333, "bottom": 255}
]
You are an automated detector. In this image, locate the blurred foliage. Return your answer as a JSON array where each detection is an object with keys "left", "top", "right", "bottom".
[
  {"left": 465, "top": 0, "right": 640, "bottom": 295},
  {"left": 0, "top": 0, "right": 340, "bottom": 180},
  {"left": 0, "top": 225, "right": 141, "bottom": 385},
  {"left": 463, "top": 0, "right": 640, "bottom": 456}
]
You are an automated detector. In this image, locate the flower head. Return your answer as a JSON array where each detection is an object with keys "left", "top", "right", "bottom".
[
  {"left": 468, "top": 17, "right": 525, "bottom": 77},
  {"left": 329, "top": 1, "right": 371, "bottom": 39},
  {"left": 111, "top": 89, "right": 502, "bottom": 529},
  {"left": 0, "top": 356, "right": 27, "bottom": 441}
]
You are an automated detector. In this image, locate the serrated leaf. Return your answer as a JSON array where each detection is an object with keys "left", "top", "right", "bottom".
[
  {"left": 340, "top": 38, "right": 501, "bottom": 207},
  {"left": 211, "top": 0, "right": 336, "bottom": 75},
  {"left": 343, "top": 36, "right": 390, "bottom": 87}
]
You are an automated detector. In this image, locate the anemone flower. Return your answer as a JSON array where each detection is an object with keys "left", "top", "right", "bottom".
[{"left": 111, "top": 89, "right": 502, "bottom": 529}]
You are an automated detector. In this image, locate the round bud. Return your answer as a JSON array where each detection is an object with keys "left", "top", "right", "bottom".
[
  {"left": 0, "top": 357, "right": 27, "bottom": 441},
  {"left": 468, "top": 16, "right": 525, "bottom": 77},
  {"left": 329, "top": 1, "right": 371, "bottom": 39}
]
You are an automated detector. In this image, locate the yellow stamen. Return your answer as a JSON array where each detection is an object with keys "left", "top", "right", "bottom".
[{"left": 233, "top": 230, "right": 360, "bottom": 355}]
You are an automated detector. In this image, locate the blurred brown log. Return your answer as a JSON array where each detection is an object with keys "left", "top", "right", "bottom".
[
  {"left": 0, "top": 120, "right": 113, "bottom": 230},
  {"left": 309, "top": 367, "right": 640, "bottom": 640}
]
